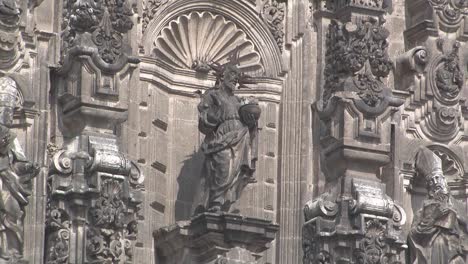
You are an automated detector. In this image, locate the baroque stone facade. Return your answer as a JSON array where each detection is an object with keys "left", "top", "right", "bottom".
[{"left": 1, "top": 0, "right": 467, "bottom": 263}]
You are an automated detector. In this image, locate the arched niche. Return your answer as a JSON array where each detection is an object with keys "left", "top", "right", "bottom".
[{"left": 141, "top": 0, "right": 285, "bottom": 78}]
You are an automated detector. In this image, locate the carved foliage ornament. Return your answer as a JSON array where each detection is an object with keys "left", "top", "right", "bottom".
[
  {"left": 87, "top": 179, "right": 137, "bottom": 263},
  {"left": 154, "top": 11, "right": 264, "bottom": 76},
  {"left": 354, "top": 220, "right": 387, "bottom": 264},
  {"left": 62, "top": 0, "right": 134, "bottom": 64},
  {"left": 45, "top": 208, "right": 70, "bottom": 264},
  {"left": 323, "top": 17, "right": 392, "bottom": 107},
  {"left": 260, "top": 0, "right": 285, "bottom": 52}
]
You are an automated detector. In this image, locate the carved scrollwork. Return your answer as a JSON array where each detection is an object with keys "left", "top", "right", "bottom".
[
  {"left": 45, "top": 208, "right": 71, "bottom": 264},
  {"left": 260, "top": 0, "right": 285, "bottom": 52}
]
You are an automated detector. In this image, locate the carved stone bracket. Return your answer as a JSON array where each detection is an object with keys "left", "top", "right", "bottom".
[
  {"left": 154, "top": 213, "right": 279, "bottom": 264},
  {"left": 303, "top": 179, "right": 406, "bottom": 264}
]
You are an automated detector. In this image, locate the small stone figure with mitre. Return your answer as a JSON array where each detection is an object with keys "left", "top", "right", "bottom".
[
  {"left": 409, "top": 147, "right": 468, "bottom": 264},
  {"left": 197, "top": 61, "right": 260, "bottom": 213}
]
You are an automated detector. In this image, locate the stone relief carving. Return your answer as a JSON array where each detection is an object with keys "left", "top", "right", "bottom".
[
  {"left": 396, "top": 39, "right": 467, "bottom": 142},
  {"left": 0, "top": 77, "right": 39, "bottom": 264},
  {"left": 87, "top": 179, "right": 136, "bottom": 263},
  {"left": 354, "top": 219, "right": 388, "bottom": 264},
  {"left": 45, "top": 208, "right": 70, "bottom": 264},
  {"left": 142, "top": 0, "right": 169, "bottom": 33},
  {"left": 260, "top": 0, "right": 285, "bottom": 52},
  {"left": 62, "top": 0, "right": 134, "bottom": 64},
  {"left": 409, "top": 147, "right": 468, "bottom": 264},
  {"left": 323, "top": 17, "right": 393, "bottom": 108},
  {"left": 435, "top": 42, "right": 464, "bottom": 100},
  {"left": 47, "top": 139, "right": 144, "bottom": 264},
  {"left": 427, "top": 0, "right": 468, "bottom": 32},
  {"left": 153, "top": 11, "right": 264, "bottom": 75},
  {"left": 197, "top": 62, "right": 260, "bottom": 213}
]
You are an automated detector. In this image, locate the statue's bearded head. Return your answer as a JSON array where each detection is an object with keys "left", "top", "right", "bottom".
[
  {"left": 221, "top": 65, "right": 241, "bottom": 92},
  {"left": 426, "top": 172, "right": 449, "bottom": 202},
  {"left": 415, "top": 147, "right": 451, "bottom": 202}
]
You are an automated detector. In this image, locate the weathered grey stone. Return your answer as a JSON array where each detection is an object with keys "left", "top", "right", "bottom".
[
  {"left": 154, "top": 212, "right": 278, "bottom": 264},
  {"left": 1, "top": 0, "right": 467, "bottom": 263}
]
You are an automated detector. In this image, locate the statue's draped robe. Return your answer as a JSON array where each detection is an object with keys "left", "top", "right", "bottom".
[
  {"left": 409, "top": 198, "right": 468, "bottom": 264},
  {"left": 198, "top": 88, "right": 256, "bottom": 209},
  {"left": 0, "top": 137, "right": 32, "bottom": 258}
]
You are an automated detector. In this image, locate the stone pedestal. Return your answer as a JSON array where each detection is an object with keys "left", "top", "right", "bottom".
[{"left": 154, "top": 213, "right": 279, "bottom": 264}]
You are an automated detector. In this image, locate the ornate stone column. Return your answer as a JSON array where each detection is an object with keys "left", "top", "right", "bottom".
[
  {"left": 303, "top": 1, "right": 407, "bottom": 263},
  {"left": 45, "top": 0, "right": 144, "bottom": 263}
]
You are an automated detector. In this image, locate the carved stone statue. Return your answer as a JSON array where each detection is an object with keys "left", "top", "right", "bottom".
[
  {"left": 409, "top": 147, "right": 468, "bottom": 264},
  {"left": 0, "top": 0, "right": 20, "bottom": 25},
  {"left": 435, "top": 42, "right": 464, "bottom": 99},
  {"left": 0, "top": 77, "right": 39, "bottom": 263},
  {"left": 197, "top": 63, "right": 260, "bottom": 213}
]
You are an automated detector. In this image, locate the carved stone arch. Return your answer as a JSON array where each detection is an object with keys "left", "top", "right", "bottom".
[{"left": 142, "top": 0, "right": 284, "bottom": 77}]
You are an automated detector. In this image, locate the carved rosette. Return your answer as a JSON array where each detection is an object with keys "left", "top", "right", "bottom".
[{"left": 61, "top": 0, "right": 134, "bottom": 64}]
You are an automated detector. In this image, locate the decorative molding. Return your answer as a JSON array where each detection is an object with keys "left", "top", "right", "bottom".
[
  {"left": 427, "top": 0, "right": 468, "bottom": 33},
  {"left": 154, "top": 11, "right": 264, "bottom": 75},
  {"left": 396, "top": 40, "right": 467, "bottom": 143},
  {"left": 142, "top": 0, "right": 170, "bottom": 33}
]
